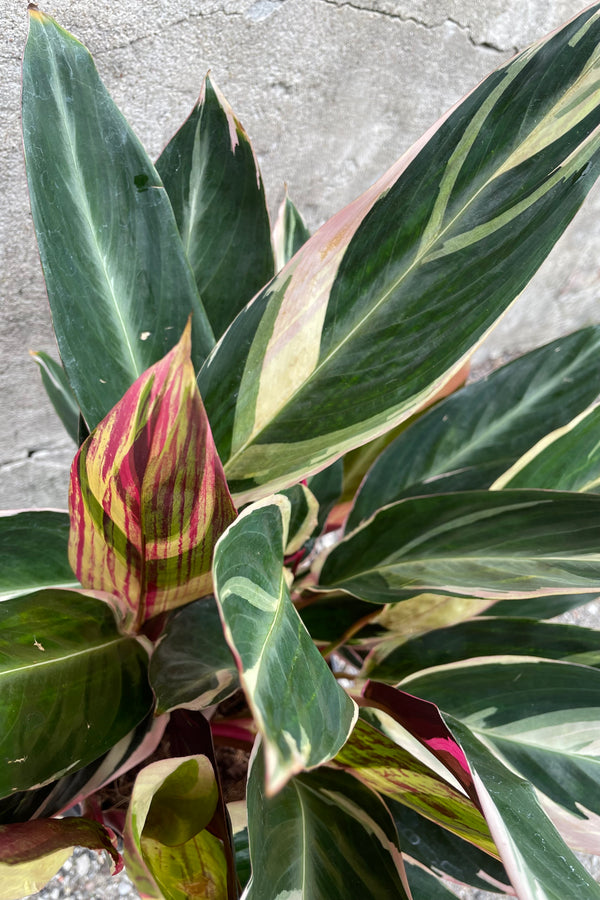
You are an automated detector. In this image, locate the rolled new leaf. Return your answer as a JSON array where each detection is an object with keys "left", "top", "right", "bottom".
[
  {"left": 200, "top": 4, "right": 600, "bottom": 502},
  {"left": 69, "top": 322, "right": 236, "bottom": 631},
  {"left": 213, "top": 494, "right": 357, "bottom": 793},
  {"left": 22, "top": 10, "right": 214, "bottom": 429},
  {"left": 319, "top": 490, "right": 600, "bottom": 603},
  {"left": 272, "top": 187, "right": 310, "bottom": 271},
  {"left": 157, "top": 73, "right": 274, "bottom": 341},
  {"left": 124, "top": 755, "right": 227, "bottom": 900}
]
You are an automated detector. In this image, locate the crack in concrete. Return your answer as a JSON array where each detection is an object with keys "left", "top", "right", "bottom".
[
  {"left": 95, "top": 8, "right": 244, "bottom": 56},
  {"left": 0, "top": 445, "right": 74, "bottom": 471},
  {"left": 316, "top": 0, "right": 516, "bottom": 54}
]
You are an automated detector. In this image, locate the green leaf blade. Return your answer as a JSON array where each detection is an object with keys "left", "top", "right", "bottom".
[
  {"left": 0, "top": 511, "right": 77, "bottom": 601},
  {"left": 149, "top": 598, "right": 239, "bottom": 715},
  {"left": 348, "top": 326, "right": 600, "bottom": 529},
  {"left": 0, "top": 590, "right": 153, "bottom": 798},
  {"left": 319, "top": 490, "right": 600, "bottom": 603},
  {"left": 30, "top": 351, "right": 80, "bottom": 444},
  {"left": 23, "top": 10, "right": 214, "bottom": 429},
  {"left": 494, "top": 404, "right": 600, "bottom": 492},
  {"left": 200, "top": 6, "right": 600, "bottom": 501},
  {"left": 157, "top": 74, "right": 274, "bottom": 341},
  {"left": 213, "top": 495, "right": 357, "bottom": 793},
  {"left": 244, "top": 743, "right": 411, "bottom": 900}
]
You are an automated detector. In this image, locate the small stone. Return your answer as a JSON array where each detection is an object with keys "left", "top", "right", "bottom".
[{"left": 75, "top": 854, "right": 90, "bottom": 878}]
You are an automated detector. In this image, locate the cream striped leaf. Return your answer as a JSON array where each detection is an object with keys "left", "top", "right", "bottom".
[
  {"left": 493, "top": 403, "right": 600, "bottom": 491},
  {"left": 200, "top": 4, "right": 600, "bottom": 503},
  {"left": 212, "top": 494, "right": 357, "bottom": 794},
  {"left": 318, "top": 490, "right": 600, "bottom": 604}
]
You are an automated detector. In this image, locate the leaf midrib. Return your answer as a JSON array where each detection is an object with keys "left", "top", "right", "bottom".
[{"left": 0, "top": 636, "right": 129, "bottom": 678}]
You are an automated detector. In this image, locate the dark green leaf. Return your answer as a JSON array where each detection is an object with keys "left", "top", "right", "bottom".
[
  {"left": 348, "top": 326, "right": 600, "bottom": 529},
  {"left": 365, "top": 617, "right": 600, "bottom": 682},
  {"left": 157, "top": 74, "right": 274, "bottom": 340},
  {"left": 272, "top": 188, "right": 310, "bottom": 271},
  {"left": 30, "top": 351, "right": 80, "bottom": 443},
  {"left": 392, "top": 804, "right": 509, "bottom": 894},
  {"left": 244, "top": 743, "right": 411, "bottom": 899},
  {"left": 404, "top": 860, "right": 461, "bottom": 899},
  {"left": 0, "top": 511, "right": 77, "bottom": 601},
  {"left": 494, "top": 403, "right": 600, "bottom": 492},
  {"left": 149, "top": 597, "right": 239, "bottom": 715},
  {"left": 23, "top": 11, "right": 214, "bottom": 429},
  {"left": 0, "top": 589, "right": 153, "bottom": 797},
  {"left": 307, "top": 458, "right": 344, "bottom": 535},
  {"left": 320, "top": 490, "right": 600, "bottom": 603}
]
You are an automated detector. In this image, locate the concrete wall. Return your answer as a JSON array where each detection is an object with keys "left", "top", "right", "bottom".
[{"left": 2, "top": 0, "right": 599, "bottom": 509}]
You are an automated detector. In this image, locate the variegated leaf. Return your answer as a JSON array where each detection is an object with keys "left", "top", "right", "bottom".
[
  {"left": 365, "top": 617, "right": 600, "bottom": 683},
  {"left": 365, "top": 681, "right": 600, "bottom": 898},
  {"left": 319, "top": 490, "right": 600, "bottom": 603},
  {"left": 332, "top": 717, "right": 496, "bottom": 854},
  {"left": 213, "top": 494, "right": 357, "bottom": 794},
  {"left": 149, "top": 597, "right": 239, "bottom": 715},
  {"left": 69, "top": 323, "right": 236, "bottom": 632},
  {"left": 200, "top": 5, "right": 600, "bottom": 502},
  {"left": 22, "top": 10, "right": 214, "bottom": 429},
  {"left": 157, "top": 73, "right": 274, "bottom": 341},
  {"left": 124, "top": 755, "right": 227, "bottom": 900},
  {"left": 493, "top": 403, "right": 600, "bottom": 491},
  {"left": 401, "top": 658, "right": 600, "bottom": 854},
  {"left": 272, "top": 187, "right": 310, "bottom": 271},
  {"left": 348, "top": 326, "right": 600, "bottom": 530},
  {"left": 243, "top": 741, "right": 412, "bottom": 900},
  {"left": 448, "top": 716, "right": 600, "bottom": 899}
]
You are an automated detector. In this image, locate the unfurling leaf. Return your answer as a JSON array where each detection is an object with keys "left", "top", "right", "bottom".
[
  {"left": 124, "top": 755, "right": 227, "bottom": 900},
  {"left": 69, "top": 322, "right": 236, "bottom": 631}
]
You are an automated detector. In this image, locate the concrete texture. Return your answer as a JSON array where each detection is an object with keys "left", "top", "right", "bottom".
[{"left": 2, "top": 0, "right": 600, "bottom": 508}]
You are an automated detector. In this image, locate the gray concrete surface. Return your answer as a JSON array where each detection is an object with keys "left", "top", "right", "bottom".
[{"left": 2, "top": 0, "right": 600, "bottom": 511}]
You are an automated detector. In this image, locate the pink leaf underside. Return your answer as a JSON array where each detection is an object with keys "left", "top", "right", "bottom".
[
  {"left": 68, "top": 322, "right": 236, "bottom": 630},
  {"left": 362, "top": 680, "right": 479, "bottom": 808}
]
